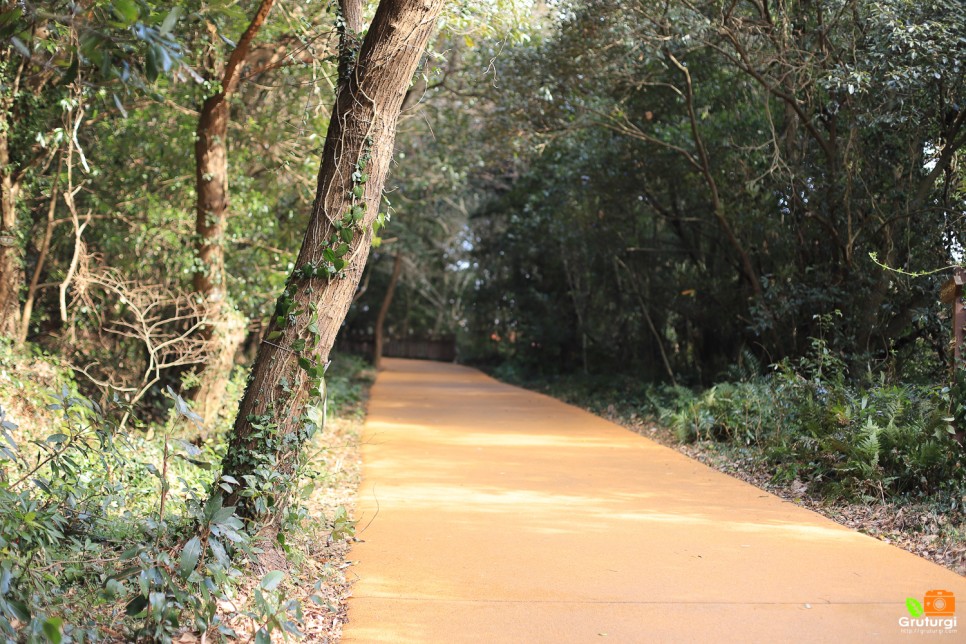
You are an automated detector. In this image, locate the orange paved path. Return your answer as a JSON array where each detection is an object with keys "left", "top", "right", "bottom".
[{"left": 343, "top": 359, "right": 966, "bottom": 643}]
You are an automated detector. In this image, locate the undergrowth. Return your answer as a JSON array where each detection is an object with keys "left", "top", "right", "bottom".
[{"left": 0, "top": 341, "right": 370, "bottom": 643}]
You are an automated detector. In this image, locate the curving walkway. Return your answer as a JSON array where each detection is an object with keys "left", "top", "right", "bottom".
[{"left": 342, "top": 359, "right": 966, "bottom": 643}]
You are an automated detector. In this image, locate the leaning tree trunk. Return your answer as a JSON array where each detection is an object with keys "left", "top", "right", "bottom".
[
  {"left": 220, "top": 0, "right": 445, "bottom": 528},
  {"left": 373, "top": 252, "right": 403, "bottom": 369}
]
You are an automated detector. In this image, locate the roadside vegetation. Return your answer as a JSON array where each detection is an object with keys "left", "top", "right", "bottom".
[{"left": 0, "top": 342, "right": 370, "bottom": 642}]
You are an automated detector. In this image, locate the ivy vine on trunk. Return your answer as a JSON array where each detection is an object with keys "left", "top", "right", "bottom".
[{"left": 218, "top": 0, "right": 445, "bottom": 534}]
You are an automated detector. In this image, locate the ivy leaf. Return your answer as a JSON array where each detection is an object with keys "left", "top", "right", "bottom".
[{"left": 291, "top": 339, "right": 306, "bottom": 352}]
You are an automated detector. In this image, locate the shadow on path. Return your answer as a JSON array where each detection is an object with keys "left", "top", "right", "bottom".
[{"left": 344, "top": 359, "right": 966, "bottom": 643}]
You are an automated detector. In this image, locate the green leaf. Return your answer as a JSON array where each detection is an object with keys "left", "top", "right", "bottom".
[
  {"left": 112, "top": 0, "right": 140, "bottom": 25},
  {"left": 298, "top": 357, "right": 312, "bottom": 370},
  {"left": 260, "top": 570, "right": 285, "bottom": 591},
  {"left": 340, "top": 228, "right": 354, "bottom": 243},
  {"left": 43, "top": 617, "right": 63, "bottom": 644},
  {"left": 179, "top": 456, "right": 212, "bottom": 470},
  {"left": 179, "top": 536, "right": 203, "bottom": 579},
  {"left": 267, "top": 330, "right": 283, "bottom": 340},
  {"left": 0, "top": 8, "right": 23, "bottom": 33},
  {"left": 334, "top": 243, "right": 349, "bottom": 257},
  {"left": 6, "top": 598, "right": 30, "bottom": 622},
  {"left": 145, "top": 44, "right": 159, "bottom": 82},
  {"left": 211, "top": 506, "right": 235, "bottom": 524},
  {"left": 255, "top": 628, "right": 271, "bottom": 644},
  {"left": 906, "top": 597, "right": 925, "bottom": 617},
  {"left": 125, "top": 594, "right": 148, "bottom": 617},
  {"left": 9, "top": 36, "right": 30, "bottom": 59},
  {"left": 32, "top": 478, "right": 52, "bottom": 494},
  {"left": 160, "top": 7, "right": 181, "bottom": 36},
  {"left": 291, "top": 338, "right": 306, "bottom": 352}
]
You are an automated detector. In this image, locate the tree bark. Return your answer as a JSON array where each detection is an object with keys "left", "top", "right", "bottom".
[
  {"left": 192, "top": 0, "right": 276, "bottom": 425},
  {"left": 373, "top": 252, "right": 403, "bottom": 369},
  {"left": 0, "top": 108, "right": 22, "bottom": 338},
  {"left": 337, "top": 0, "right": 366, "bottom": 85},
  {"left": 193, "top": 0, "right": 277, "bottom": 301},
  {"left": 220, "top": 0, "right": 445, "bottom": 525}
]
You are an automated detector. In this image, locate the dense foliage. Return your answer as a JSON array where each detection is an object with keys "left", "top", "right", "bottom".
[
  {"left": 460, "top": 0, "right": 965, "bottom": 382},
  {"left": 0, "top": 341, "right": 369, "bottom": 641}
]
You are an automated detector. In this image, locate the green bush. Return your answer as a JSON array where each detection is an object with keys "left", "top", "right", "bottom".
[
  {"left": 0, "top": 347, "right": 371, "bottom": 641},
  {"left": 660, "top": 343, "right": 965, "bottom": 500}
]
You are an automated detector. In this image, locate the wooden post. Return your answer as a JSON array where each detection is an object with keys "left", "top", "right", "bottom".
[
  {"left": 942, "top": 268, "right": 966, "bottom": 368},
  {"left": 955, "top": 269, "right": 966, "bottom": 367}
]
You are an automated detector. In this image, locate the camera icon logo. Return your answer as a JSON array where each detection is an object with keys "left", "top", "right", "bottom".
[{"left": 924, "top": 590, "right": 956, "bottom": 616}]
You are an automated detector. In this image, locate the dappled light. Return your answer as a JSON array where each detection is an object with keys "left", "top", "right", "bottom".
[{"left": 345, "top": 359, "right": 966, "bottom": 643}]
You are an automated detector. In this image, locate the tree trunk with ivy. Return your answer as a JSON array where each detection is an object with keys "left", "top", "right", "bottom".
[
  {"left": 191, "top": 0, "right": 276, "bottom": 426},
  {"left": 219, "top": 0, "right": 445, "bottom": 528}
]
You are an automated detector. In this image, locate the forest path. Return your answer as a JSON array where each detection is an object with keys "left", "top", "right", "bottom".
[{"left": 342, "top": 359, "right": 966, "bottom": 643}]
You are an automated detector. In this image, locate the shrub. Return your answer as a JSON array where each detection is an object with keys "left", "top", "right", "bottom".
[{"left": 659, "top": 341, "right": 965, "bottom": 500}]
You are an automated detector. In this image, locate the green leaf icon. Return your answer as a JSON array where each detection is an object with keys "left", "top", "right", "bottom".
[{"left": 906, "top": 597, "right": 925, "bottom": 617}]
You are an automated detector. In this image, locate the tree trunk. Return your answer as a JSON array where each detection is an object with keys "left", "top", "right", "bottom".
[
  {"left": 191, "top": 0, "right": 276, "bottom": 424},
  {"left": 373, "top": 252, "right": 403, "bottom": 369},
  {"left": 193, "top": 0, "right": 276, "bottom": 301},
  {"left": 194, "top": 97, "right": 230, "bottom": 301},
  {"left": 0, "top": 108, "right": 22, "bottom": 338},
  {"left": 191, "top": 307, "right": 248, "bottom": 432},
  {"left": 220, "top": 0, "right": 445, "bottom": 528}
]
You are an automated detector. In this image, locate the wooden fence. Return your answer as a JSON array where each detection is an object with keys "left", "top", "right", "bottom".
[{"left": 336, "top": 336, "right": 457, "bottom": 362}]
